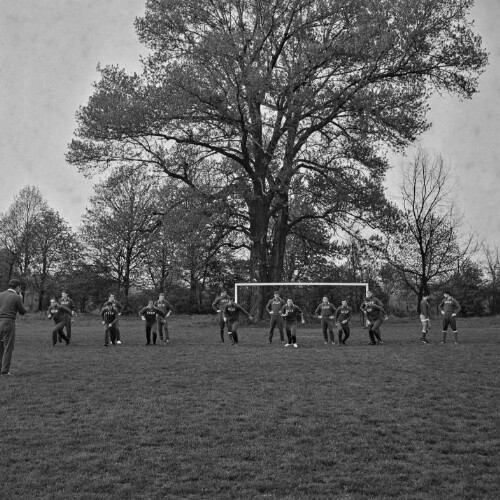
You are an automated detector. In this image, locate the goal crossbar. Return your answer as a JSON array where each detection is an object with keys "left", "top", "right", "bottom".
[{"left": 234, "top": 282, "right": 369, "bottom": 303}]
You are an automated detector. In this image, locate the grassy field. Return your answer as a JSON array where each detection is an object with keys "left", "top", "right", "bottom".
[{"left": 1, "top": 314, "right": 499, "bottom": 499}]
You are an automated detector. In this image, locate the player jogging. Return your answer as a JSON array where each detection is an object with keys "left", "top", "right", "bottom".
[
  {"left": 222, "top": 299, "right": 253, "bottom": 346},
  {"left": 139, "top": 301, "right": 166, "bottom": 345},
  {"left": 363, "top": 291, "right": 384, "bottom": 328},
  {"left": 104, "top": 294, "right": 124, "bottom": 344},
  {"left": 361, "top": 299, "right": 387, "bottom": 345},
  {"left": 101, "top": 304, "right": 119, "bottom": 346},
  {"left": 314, "top": 296, "right": 337, "bottom": 345},
  {"left": 335, "top": 299, "right": 352, "bottom": 345},
  {"left": 265, "top": 291, "right": 286, "bottom": 343},
  {"left": 280, "top": 299, "right": 305, "bottom": 348},
  {"left": 420, "top": 293, "right": 432, "bottom": 344},
  {"left": 439, "top": 291, "right": 461, "bottom": 344},
  {"left": 59, "top": 291, "right": 76, "bottom": 342},
  {"left": 212, "top": 290, "right": 232, "bottom": 343},
  {"left": 47, "top": 298, "right": 72, "bottom": 346}
]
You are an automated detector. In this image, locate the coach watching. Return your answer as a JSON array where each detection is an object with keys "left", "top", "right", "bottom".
[{"left": 0, "top": 279, "right": 27, "bottom": 376}]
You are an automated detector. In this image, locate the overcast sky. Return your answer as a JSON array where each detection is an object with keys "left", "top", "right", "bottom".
[{"left": 1, "top": 0, "right": 499, "bottom": 248}]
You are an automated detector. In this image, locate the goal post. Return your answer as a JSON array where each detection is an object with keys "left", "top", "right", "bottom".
[
  {"left": 234, "top": 282, "right": 369, "bottom": 324},
  {"left": 234, "top": 282, "right": 369, "bottom": 303}
]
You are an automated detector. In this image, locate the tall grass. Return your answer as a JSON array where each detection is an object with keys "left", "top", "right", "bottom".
[{"left": 1, "top": 315, "right": 499, "bottom": 499}]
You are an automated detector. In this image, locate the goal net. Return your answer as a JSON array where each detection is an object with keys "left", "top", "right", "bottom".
[{"left": 234, "top": 282, "right": 369, "bottom": 323}]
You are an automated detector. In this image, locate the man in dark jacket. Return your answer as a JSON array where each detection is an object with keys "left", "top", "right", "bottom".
[{"left": 0, "top": 279, "right": 27, "bottom": 376}]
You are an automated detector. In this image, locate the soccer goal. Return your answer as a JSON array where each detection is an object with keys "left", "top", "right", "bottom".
[{"left": 234, "top": 282, "right": 369, "bottom": 322}]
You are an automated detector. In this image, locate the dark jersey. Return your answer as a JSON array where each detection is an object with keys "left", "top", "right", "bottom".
[
  {"left": 315, "top": 302, "right": 336, "bottom": 317},
  {"left": 335, "top": 305, "right": 352, "bottom": 323},
  {"left": 213, "top": 295, "right": 232, "bottom": 313},
  {"left": 154, "top": 299, "right": 173, "bottom": 317},
  {"left": 139, "top": 306, "right": 165, "bottom": 324},
  {"left": 104, "top": 299, "right": 123, "bottom": 313},
  {"left": 362, "top": 302, "right": 386, "bottom": 322},
  {"left": 266, "top": 298, "right": 286, "bottom": 316},
  {"left": 48, "top": 305, "right": 72, "bottom": 324},
  {"left": 59, "top": 297, "right": 75, "bottom": 314},
  {"left": 223, "top": 303, "right": 250, "bottom": 323},
  {"left": 101, "top": 308, "right": 118, "bottom": 325},
  {"left": 439, "top": 298, "right": 461, "bottom": 315},
  {"left": 280, "top": 304, "right": 304, "bottom": 323}
]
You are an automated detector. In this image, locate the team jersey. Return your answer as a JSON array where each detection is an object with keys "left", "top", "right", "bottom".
[
  {"left": 154, "top": 299, "right": 173, "bottom": 317},
  {"left": 212, "top": 295, "right": 232, "bottom": 313},
  {"left": 139, "top": 306, "right": 165, "bottom": 324},
  {"left": 59, "top": 297, "right": 75, "bottom": 314},
  {"left": 266, "top": 298, "right": 286, "bottom": 316},
  {"left": 439, "top": 298, "right": 461, "bottom": 315},
  {"left": 104, "top": 299, "right": 123, "bottom": 313},
  {"left": 335, "top": 305, "right": 352, "bottom": 323},
  {"left": 314, "top": 302, "right": 336, "bottom": 318},
  {"left": 280, "top": 304, "right": 304, "bottom": 323},
  {"left": 48, "top": 305, "right": 72, "bottom": 323},
  {"left": 362, "top": 302, "right": 386, "bottom": 322},
  {"left": 101, "top": 308, "right": 118, "bottom": 325},
  {"left": 223, "top": 303, "right": 250, "bottom": 323}
]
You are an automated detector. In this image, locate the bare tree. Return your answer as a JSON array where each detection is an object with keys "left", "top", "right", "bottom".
[
  {"left": 0, "top": 186, "right": 48, "bottom": 281},
  {"left": 385, "top": 149, "right": 477, "bottom": 311},
  {"left": 483, "top": 244, "right": 500, "bottom": 314},
  {"left": 80, "top": 168, "right": 159, "bottom": 310}
]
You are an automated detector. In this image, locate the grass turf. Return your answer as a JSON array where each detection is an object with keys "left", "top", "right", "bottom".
[{"left": 1, "top": 314, "right": 499, "bottom": 499}]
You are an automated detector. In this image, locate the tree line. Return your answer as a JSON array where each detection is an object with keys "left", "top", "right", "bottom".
[
  {"left": 2, "top": 0, "right": 494, "bottom": 315},
  {"left": 1, "top": 155, "right": 499, "bottom": 317}
]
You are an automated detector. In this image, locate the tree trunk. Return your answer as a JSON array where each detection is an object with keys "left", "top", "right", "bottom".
[
  {"left": 268, "top": 192, "right": 289, "bottom": 283},
  {"left": 247, "top": 194, "right": 272, "bottom": 318}
]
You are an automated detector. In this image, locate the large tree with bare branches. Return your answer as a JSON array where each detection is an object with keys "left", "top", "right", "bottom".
[
  {"left": 67, "top": 0, "right": 487, "bottom": 284},
  {"left": 384, "top": 149, "right": 477, "bottom": 310}
]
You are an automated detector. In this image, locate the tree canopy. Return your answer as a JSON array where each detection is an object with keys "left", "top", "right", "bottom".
[{"left": 68, "top": 0, "right": 488, "bottom": 283}]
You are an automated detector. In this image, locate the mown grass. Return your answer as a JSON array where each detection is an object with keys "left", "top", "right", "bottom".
[{"left": 1, "top": 315, "right": 499, "bottom": 499}]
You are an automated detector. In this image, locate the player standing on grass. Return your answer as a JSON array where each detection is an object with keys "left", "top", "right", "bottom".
[
  {"left": 361, "top": 299, "right": 388, "bottom": 345},
  {"left": 439, "top": 291, "right": 461, "bottom": 344},
  {"left": 47, "top": 298, "right": 72, "bottom": 346},
  {"left": 265, "top": 291, "right": 286, "bottom": 344},
  {"left": 139, "top": 301, "right": 166, "bottom": 345},
  {"left": 104, "top": 294, "right": 123, "bottom": 344},
  {"left": 314, "top": 296, "right": 337, "bottom": 345},
  {"left": 212, "top": 290, "right": 232, "bottom": 343},
  {"left": 0, "top": 279, "right": 26, "bottom": 376},
  {"left": 154, "top": 293, "right": 173, "bottom": 342},
  {"left": 59, "top": 291, "right": 76, "bottom": 342},
  {"left": 335, "top": 299, "right": 352, "bottom": 345},
  {"left": 222, "top": 299, "right": 253, "bottom": 346},
  {"left": 101, "top": 303, "right": 119, "bottom": 346},
  {"left": 280, "top": 299, "right": 305, "bottom": 348},
  {"left": 420, "top": 293, "right": 432, "bottom": 344}
]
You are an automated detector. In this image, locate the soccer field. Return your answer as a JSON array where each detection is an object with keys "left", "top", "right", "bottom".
[{"left": 1, "top": 314, "right": 499, "bottom": 499}]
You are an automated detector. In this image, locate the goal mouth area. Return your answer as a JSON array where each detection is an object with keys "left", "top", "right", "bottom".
[{"left": 234, "top": 282, "right": 369, "bottom": 321}]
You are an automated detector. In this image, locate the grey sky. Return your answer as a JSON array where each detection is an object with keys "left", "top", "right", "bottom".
[{"left": 1, "top": 0, "right": 498, "bottom": 247}]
